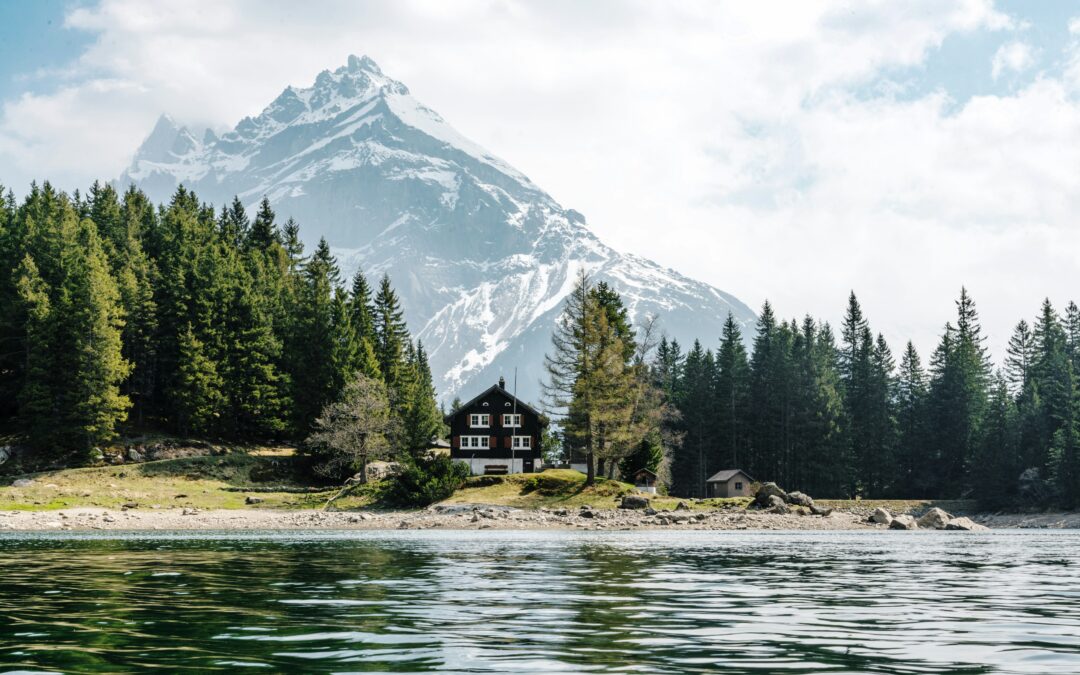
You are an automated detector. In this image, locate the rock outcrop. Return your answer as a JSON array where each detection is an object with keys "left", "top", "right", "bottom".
[
  {"left": 754, "top": 483, "right": 789, "bottom": 508},
  {"left": 619, "top": 495, "right": 650, "bottom": 510},
  {"left": 944, "top": 517, "right": 989, "bottom": 531},
  {"left": 889, "top": 514, "right": 918, "bottom": 530},
  {"left": 871, "top": 507, "right": 893, "bottom": 525},
  {"left": 917, "top": 507, "right": 952, "bottom": 530}
]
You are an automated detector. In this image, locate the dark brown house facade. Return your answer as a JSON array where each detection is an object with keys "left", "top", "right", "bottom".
[{"left": 446, "top": 377, "right": 546, "bottom": 475}]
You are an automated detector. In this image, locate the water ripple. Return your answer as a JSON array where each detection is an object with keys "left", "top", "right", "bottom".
[{"left": 1, "top": 530, "right": 1080, "bottom": 673}]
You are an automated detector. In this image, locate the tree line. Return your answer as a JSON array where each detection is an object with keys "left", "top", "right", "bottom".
[
  {"left": 0, "top": 181, "right": 442, "bottom": 469},
  {"left": 545, "top": 273, "right": 1080, "bottom": 508}
]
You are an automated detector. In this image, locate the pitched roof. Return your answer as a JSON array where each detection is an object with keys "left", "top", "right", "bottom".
[
  {"left": 445, "top": 382, "right": 544, "bottom": 423},
  {"left": 706, "top": 469, "right": 754, "bottom": 483}
]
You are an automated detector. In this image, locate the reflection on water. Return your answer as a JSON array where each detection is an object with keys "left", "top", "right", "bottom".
[{"left": 1, "top": 530, "right": 1079, "bottom": 673}]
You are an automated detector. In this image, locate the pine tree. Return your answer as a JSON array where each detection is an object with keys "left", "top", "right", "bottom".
[
  {"left": 544, "top": 270, "right": 599, "bottom": 483},
  {"left": 671, "top": 340, "right": 713, "bottom": 496},
  {"left": 372, "top": 273, "right": 411, "bottom": 395},
  {"left": 1065, "top": 302, "right": 1080, "bottom": 373},
  {"left": 58, "top": 217, "right": 132, "bottom": 451},
  {"left": 1005, "top": 320, "right": 1035, "bottom": 395},
  {"left": 287, "top": 238, "right": 352, "bottom": 432},
  {"left": 172, "top": 324, "right": 224, "bottom": 435},
  {"left": 220, "top": 197, "right": 250, "bottom": 248},
  {"left": 927, "top": 288, "right": 992, "bottom": 497},
  {"left": 895, "top": 342, "right": 930, "bottom": 495},
  {"left": 399, "top": 341, "right": 445, "bottom": 456},
  {"left": 14, "top": 255, "right": 55, "bottom": 451},
  {"left": 347, "top": 270, "right": 380, "bottom": 378},
  {"left": 973, "top": 373, "right": 1021, "bottom": 509},
  {"left": 714, "top": 313, "right": 750, "bottom": 471},
  {"left": 839, "top": 293, "right": 876, "bottom": 495},
  {"left": 246, "top": 197, "right": 279, "bottom": 251}
]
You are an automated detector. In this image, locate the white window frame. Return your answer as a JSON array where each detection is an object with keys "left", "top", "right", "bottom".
[
  {"left": 469, "top": 414, "right": 490, "bottom": 428},
  {"left": 460, "top": 435, "right": 489, "bottom": 449},
  {"left": 502, "top": 414, "right": 522, "bottom": 428},
  {"left": 512, "top": 435, "right": 531, "bottom": 449}
]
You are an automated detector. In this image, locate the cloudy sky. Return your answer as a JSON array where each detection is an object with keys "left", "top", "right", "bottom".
[{"left": 1, "top": 0, "right": 1079, "bottom": 359}]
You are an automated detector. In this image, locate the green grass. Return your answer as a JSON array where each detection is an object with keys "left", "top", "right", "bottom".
[
  {"left": 0, "top": 452, "right": 358, "bottom": 511},
  {"left": 441, "top": 469, "right": 659, "bottom": 509}
]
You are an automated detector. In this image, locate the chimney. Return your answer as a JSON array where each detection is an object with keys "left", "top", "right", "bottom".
[{"left": 498, "top": 376, "right": 506, "bottom": 390}]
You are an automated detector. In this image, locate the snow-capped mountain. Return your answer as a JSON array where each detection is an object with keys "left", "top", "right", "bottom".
[{"left": 120, "top": 55, "right": 756, "bottom": 404}]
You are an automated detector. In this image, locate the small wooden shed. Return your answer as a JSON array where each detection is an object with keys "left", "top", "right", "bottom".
[
  {"left": 706, "top": 469, "right": 754, "bottom": 498},
  {"left": 632, "top": 468, "right": 658, "bottom": 494}
]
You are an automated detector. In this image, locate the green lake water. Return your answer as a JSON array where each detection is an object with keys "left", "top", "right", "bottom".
[{"left": 1, "top": 529, "right": 1078, "bottom": 673}]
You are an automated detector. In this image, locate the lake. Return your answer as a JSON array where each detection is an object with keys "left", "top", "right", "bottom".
[{"left": 1, "top": 530, "right": 1078, "bottom": 673}]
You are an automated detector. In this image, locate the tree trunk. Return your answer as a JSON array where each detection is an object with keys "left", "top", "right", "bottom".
[{"left": 585, "top": 438, "right": 595, "bottom": 486}]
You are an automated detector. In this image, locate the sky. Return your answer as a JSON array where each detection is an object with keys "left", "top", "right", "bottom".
[{"left": 1, "top": 0, "right": 1079, "bottom": 361}]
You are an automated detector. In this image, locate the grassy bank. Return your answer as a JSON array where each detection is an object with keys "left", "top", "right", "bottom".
[
  {"left": 0, "top": 451, "right": 354, "bottom": 511},
  {"left": 440, "top": 469, "right": 753, "bottom": 511},
  {"left": 1, "top": 453, "right": 978, "bottom": 515}
]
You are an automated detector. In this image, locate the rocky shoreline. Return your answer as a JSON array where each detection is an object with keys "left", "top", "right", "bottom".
[{"left": 0, "top": 502, "right": 1009, "bottom": 532}]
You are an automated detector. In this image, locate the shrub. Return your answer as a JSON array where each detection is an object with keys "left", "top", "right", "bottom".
[{"left": 384, "top": 455, "right": 470, "bottom": 507}]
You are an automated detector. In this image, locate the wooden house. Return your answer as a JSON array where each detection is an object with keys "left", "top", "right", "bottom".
[
  {"left": 446, "top": 377, "right": 546, "bottom": 475},
  {"left": 705, "top": 469, "right": 755, "bottom": 498},
  {"left": 632, "top": 468, "right": 658, "bottom": 494}
]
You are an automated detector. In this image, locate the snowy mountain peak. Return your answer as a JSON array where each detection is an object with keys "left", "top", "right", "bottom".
[
  {"left": 133, "top": 114, "right": 198, "bottom": 164},
  {"left": 120, "top": 56, "right": 756, "bottom": 403},
  {"left": 347, "top": 53, "right": 382, "bottom": 74}
]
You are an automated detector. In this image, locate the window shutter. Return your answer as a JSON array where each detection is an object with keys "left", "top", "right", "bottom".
[
  {"left": 453, "top": 435, "right": 459, "bottom": 449},
  {"left": 489, "top": 435, "right": 496, "bottom": 449},
  {"left": 504, "top": 436, "right": 512, "bottom": 449}
]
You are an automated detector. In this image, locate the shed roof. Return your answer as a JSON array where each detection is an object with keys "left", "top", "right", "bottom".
[{"left": 706, "top": 469, "right": 754, "bottom": 483}]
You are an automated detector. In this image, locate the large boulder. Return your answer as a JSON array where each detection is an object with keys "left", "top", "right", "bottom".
[
  {"left": 945, "top": 517, "right": 989, "bottom": 532},
  {"left": 787, "top": 491, "right": 814, "bottom": 507},
  {"left": 889, "top": 514, "right": 918, "bottom": 530},
  {"left": 11, "top": 478, "right": 34, "bottom": 488},
  {"left": 754, "top": 482, "right": 788, "bottom": 508},
  {"left": 766, "top": 494, "right": 789, "bottom": 514},
  {"left": 870, "top": 507, "right": 893, "bottom": 525},
  {"left": 810, "top": 503, "right": 834, "bottom": 517},
  {"left": 917, "top": 507, "right": 952, "bottom": 530},
  {"left": 619, "top": 494, "right": 650, "bottom": 510},
  {"left": 674, "top": 501, "right": 691, "bottom": 511}
]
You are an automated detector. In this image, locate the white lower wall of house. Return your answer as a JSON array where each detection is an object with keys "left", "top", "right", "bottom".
[{"left": 455, "top": 458, "right": 533, "bottom": 475}]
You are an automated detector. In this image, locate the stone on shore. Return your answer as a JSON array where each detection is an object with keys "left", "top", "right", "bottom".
[
  {"left": 12, "top": 478, "right": 34, "bottom": 488},
  {"left": 871, "top": 507, "right": 893, "bottom": 525},
  {"left": 754, "top": 482, "right": 789, "bottom": 508},
  {"left": 245, "top": 496, "right": 264, "bottom": 505},
  {"left": 889, "top": 514, "right": 918, "bottom": 530},
  {"left": 674, "top": 501, "right": 691, "bottom": 511},
  {"left": 619, "top": 495, "right": 650, "bottom": 510},
  {"left": 810, "top": 503, "right": 833, "bottom": 516},
  {"left": 767, "top": 494, "right": 789, "bottom": 514},
  {"left": 917, "top": 507, "right": 953, "bottom": 530},
  {"left": 787, "top": 491, "right": 814, "bottom": 507},
  {"left": 945, "top": 517, "right": 989, "bottom": 531}
]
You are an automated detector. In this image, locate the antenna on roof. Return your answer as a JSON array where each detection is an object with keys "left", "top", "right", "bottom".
[{"left": 511, "top": 368, "right": 518, "bottom": 475}]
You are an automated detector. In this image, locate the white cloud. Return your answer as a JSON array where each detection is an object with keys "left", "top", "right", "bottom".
[
  {"left": 991, "top": 41, "right": 1035, "bottom": 80},
  {"left": 5, "top": 0, "right": 1076, "bottom": 362}
]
